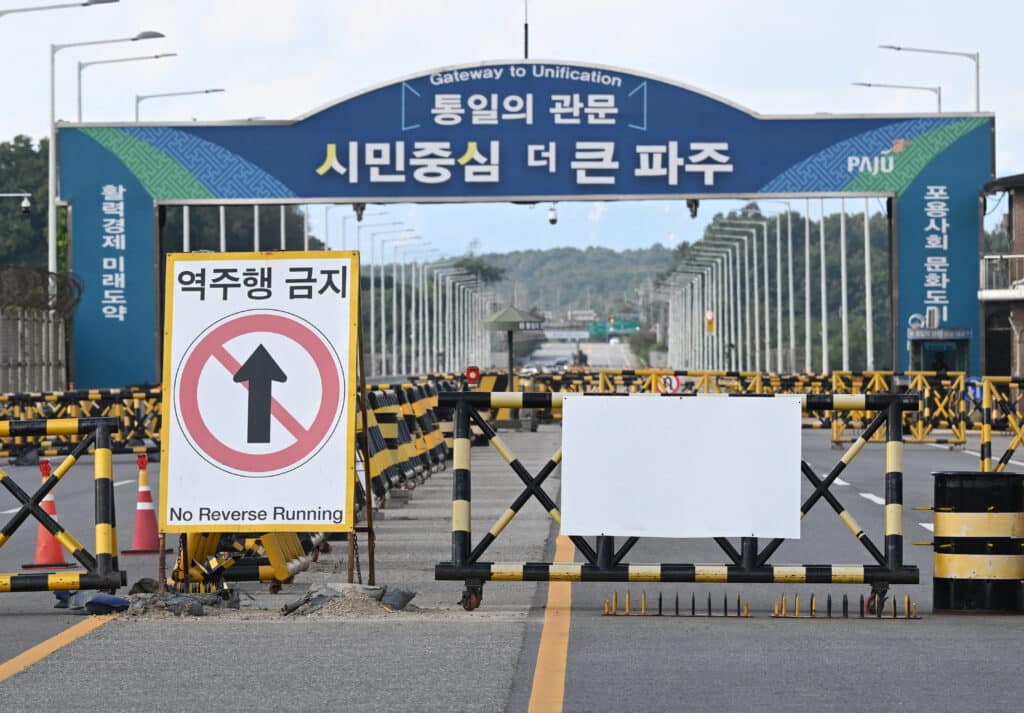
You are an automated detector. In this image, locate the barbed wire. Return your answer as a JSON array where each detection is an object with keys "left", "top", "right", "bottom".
[{"left": 0, "top": 266, "right": 82, "bottom": 315}]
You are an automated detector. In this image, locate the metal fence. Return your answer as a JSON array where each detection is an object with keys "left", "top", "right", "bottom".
[
  {"left": 979, "top": 254, "right": 1024, "bottom": 291},
  {"left": 0, "top": 307, "right": 66, "bottom": 392}
]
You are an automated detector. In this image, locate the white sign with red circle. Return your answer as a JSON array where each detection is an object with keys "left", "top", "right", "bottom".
[
  {"left": 657, "top": 374, "right": 682, "bottom": 394},
  {"left": 160, "top": 252, "right": 359, "bottom": 533}
]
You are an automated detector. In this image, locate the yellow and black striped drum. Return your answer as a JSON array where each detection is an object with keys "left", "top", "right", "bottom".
[{"left": 933, "top": 472, "right": 1024, "bottom": 612}]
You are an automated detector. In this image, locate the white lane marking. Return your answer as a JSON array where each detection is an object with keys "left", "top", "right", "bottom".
[
  {"left": 834, "top": 477, "right": 850, "bottom": 486},
  {"left": 925, "top": 443, "right": 1024, "bottom": 468},
  {"left": 2, "top": 479, "right": 135, "bottom": 511},
  {"left": 919, "top": 523, "right": 934, "bottom": 532},
  {"left": 859, "top": 492, "right": 885, "bottom": 505}
]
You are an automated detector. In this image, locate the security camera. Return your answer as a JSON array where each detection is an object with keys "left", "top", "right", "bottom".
[
  {"left": 547, "top": 203, "right": 557, "bottom": 225},
  {"left": 20, "top": 196, "right": 30, "bottom": 214}
]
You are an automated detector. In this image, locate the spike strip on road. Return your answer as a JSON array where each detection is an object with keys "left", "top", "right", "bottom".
[{"left": 436, "top": 562, "right": 917, "bottom": 584}]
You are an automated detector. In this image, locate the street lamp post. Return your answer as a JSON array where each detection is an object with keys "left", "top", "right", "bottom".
[
  {"left": 380, "top": 234, "right": 420, "bottom": 375},
  {"left": 49, "top": 29, "right": 165, "bottom": 276},
  {"left": 401, "top": 247, "right": 441, "bottom": 374},
  {"left": 708, "top": 232, "right": 751, "bottom": 371},
  {"left": 389, "top": 237, "right": 423, "bottom": 374},
  {"left": 322, "top": 205, "right": 344, "bottom": 250},
  {"left": 675, "top": 267, "right": 710, "bottom": 368},
  {"left": 690, "top": 247, "right": 734, "bottom": 369},
  {"left": 78, "top": 53, "right": 177, "bottom": 121},
  {"left": 338, "top": 211, "right": 387, "bottom": 251},
  {"left": 363, "top": 226, "right": 408, "bottom": 375},
  {"left": 819, "top": 198, "right": 829, "bottom": 373},
  {"left": 724, "top": 218, "right": 771, "bottom": 371},
  {"left": 759, "top": 200, "right": 796, "bottom": 372},
  {"left": 852, "top": 81, "right": 942, "bottom": 112},
  {"left": 434, "top": 268, "right": 470, "bottom": 372},
  {"left": 696, "top": 241, "right": 743, "bottom": 370},
  {"left": 879, "top": 44, "right": 979, "bottom": 111},
  {"left": 0, "top": 0, "right": 118, "bottom": 21},
  {"left": 424, "top": 260, "right": 458, "bottom": 373},
  {"left": 135, "top": 87, "right": 224, "bottom": 121},
  {"left": 715, "top": 224, "right": 762, "bottom": 371}
]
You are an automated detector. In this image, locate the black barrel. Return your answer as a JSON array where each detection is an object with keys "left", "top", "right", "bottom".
[{"left": 933, "top": 471, "right": 1024, "bottom": 612}]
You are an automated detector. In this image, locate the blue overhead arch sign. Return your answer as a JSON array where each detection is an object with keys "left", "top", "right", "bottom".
[{"left": 58, "top": 60, "right": 993, "bottom": 386}]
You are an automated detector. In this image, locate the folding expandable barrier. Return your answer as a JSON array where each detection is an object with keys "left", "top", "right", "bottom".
[
  {"left": 357, "top": 405, "right": 404, "bottom": 498},
  {"left": 0, "top": 386, "right": 161, "bottom": 463},
  {"left": 826, "top": 372, "right": 966, "bottom": 447},
  {"left": 0, "top": 417, "right": 126, "bottom": 593},
  {"left": 369, "top": 389, "right": 427, "bottom": 483},
  {"left": 978, "top": 376, "right": 1024, "bottom": 472},
  {"left": 434, "top": 391, "right": 921, "bottom": 611},
  {"left": 171, "top": 530, "right": 326, "bottom": 587}
]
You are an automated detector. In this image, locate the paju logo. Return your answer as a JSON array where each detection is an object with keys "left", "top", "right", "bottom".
[{"left": 847, "top": 138, "right": 911, "bottom": 175}]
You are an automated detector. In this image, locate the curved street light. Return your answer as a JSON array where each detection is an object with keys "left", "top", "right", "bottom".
[
  {"left": 78, "top": 53, "right": 177, "bottom": 121},
  {"left": 852, "top": 81, "right": 942, "bottom": 112},
  {"left": 878, "top": 44, "right": 979, "bottom": 111},
  {"left": 0, "top": 1, "right": 118, "bottom": 21},
  {"left": 135, "top": 87, "right": 224, "bottom": 121}
]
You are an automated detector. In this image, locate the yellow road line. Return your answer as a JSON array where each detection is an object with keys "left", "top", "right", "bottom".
[
  {"left": 0, "top": 617, "right": 111, "bottom": 683},
  {"left": 528, "top": 535, "right": 575, "bottom": 713}
]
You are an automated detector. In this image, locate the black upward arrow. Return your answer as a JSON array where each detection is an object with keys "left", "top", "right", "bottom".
[{"left": 233, "top": 344, "right": 287, "bottom": 443}]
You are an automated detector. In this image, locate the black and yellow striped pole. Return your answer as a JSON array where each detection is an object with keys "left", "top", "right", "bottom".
[
  {"left": 980, "top": 379, "right": 993, "bottom": 472},
  {"left": 94, "top": 424, "right": 117, "bottom": 576},
  {"left": 452, "top": 399, "right": 471, "bottom": 567},
  {"left": 885, "top": 397, "right": 904, "bottom": 572}
]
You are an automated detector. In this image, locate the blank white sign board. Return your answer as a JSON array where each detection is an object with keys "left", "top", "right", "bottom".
[{"left": 561, "top": 395, "right": 802, "bottom": 539}]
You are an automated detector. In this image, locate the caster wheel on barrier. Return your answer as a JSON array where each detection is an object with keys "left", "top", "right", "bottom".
[
  {"left": 319, "top": 541, "right": 332, "bottom": 555},
  {"left": 268, "top": 581, "right": 283, "bottom": 594},
  {"left": 461, "top": 586, "right": 483, "bottom": 611}
]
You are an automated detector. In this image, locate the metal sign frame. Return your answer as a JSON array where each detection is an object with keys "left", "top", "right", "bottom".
[
  {"left": 159, "top": 250, "right": 360, "bottom": 533},
  {"left": 57, "top": 59, "right": 994, "bottom": 386}
]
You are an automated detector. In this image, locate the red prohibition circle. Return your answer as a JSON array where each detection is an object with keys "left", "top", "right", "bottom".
[
  {"left": 176, "top": 312, "right": 342, "bottom": 474},
  {"left": 659, "top": 375, "right": 680, "bottom": 394}
]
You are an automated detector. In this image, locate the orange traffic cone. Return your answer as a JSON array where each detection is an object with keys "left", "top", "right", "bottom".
[
  {"left": 22, "top": 459, "right": 74, "bottom": 570},
  {"left": 122, "top": 454, "right": 166, "bottom": 555}
]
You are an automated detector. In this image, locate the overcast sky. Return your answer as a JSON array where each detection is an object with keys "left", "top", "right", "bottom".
[{"left": 1, "top": 0, "right": 1015, "bottom": 255}]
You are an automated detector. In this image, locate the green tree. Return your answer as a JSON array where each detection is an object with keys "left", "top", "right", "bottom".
[
  {"left": 453, "top": 255, "right": 506, "bottom": 284},
  {"left": 0, "top": 135, "right": 51, "bottom": 268}
]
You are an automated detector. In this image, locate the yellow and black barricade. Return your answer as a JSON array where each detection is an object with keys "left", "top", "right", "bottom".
[
  {"left": 932, "top": 471, "right": 1024, "bottom": 612},
  {"left": 0, "top": 386, "right": 161, "bottom": 463},
  {"left": 434, "top": 391, "right": 921, "bottom": 610},
  {"left": 0, "top": 417, "right": 126, "bottom": 593},
  {"left": 978, "top": 376, "right": 1024, "bottom": 472}
]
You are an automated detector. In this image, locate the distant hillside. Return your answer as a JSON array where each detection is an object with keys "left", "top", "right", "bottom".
[{"left": 479, "top": 244, "right": 675, "bottom": 317}]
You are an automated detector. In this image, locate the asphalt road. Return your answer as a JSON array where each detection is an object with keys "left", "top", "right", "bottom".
[
  {"left": 0, "top": 454, "right": 164, "bottom": 662},
  {"left": 2, "top": 427, "right": 1023, "bottom": 710},
  {"left": 531, "top": 340, "right": 635, "bottom": 369}
]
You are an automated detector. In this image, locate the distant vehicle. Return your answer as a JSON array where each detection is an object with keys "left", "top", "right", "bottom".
[
  {"left": 609, "top": 337, "right": 621, "bottom": 345},
  {"left": 553, "top": 358, "right": 569, "bottom": 367}
]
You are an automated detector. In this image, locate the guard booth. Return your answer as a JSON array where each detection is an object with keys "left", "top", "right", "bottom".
[{"left": 907, "top": 327, "right": 971, "bottom": 371}]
